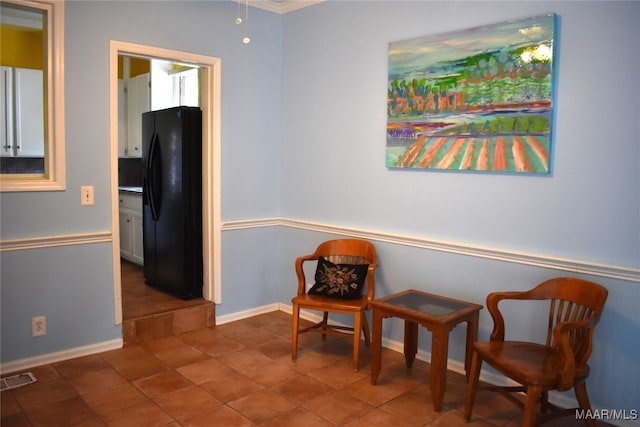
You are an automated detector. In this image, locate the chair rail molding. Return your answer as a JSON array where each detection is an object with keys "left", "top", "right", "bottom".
[
  {"left": 2, "top": 219, "right": 637, "bottom": 283},
  {"left": 0, "top": 231, "right": 112, "bottom": 251},
  {"left": 221, "top": 217, "right": 640, "bottom": 283}
]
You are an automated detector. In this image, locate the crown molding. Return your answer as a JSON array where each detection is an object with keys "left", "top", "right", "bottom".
[{"left": 237, "top": 0, "right": 325, "bottom": 14}]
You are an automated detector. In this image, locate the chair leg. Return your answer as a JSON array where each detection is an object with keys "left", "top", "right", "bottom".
[
  {"left": 575, "top": 381, "right": 596, "bottom": 427},
  {"left": 362, "top": 312, "right": 371, "bottom": 347},
  {"left": 353, "top": 312, "right": 362, "bottom": 372},
  {"left": 321, "top": 312, "right": 329, "bottom": 341},
  {"left": 540, "top": 391, "right": 551, "bottom": 413},
  {"left": 464, "top": 349, "right": 482, "bottom": 420},
  {"left": 522, "top": 386, "right": 542, "bottom": 427},
  {"left": 291, "top": 303, "right": 300, "bottom": 362}
]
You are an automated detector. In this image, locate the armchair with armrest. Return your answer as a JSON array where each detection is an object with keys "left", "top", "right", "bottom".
[
  {"left": 464, "top": 277, "right": 608, "bottom": 427},
  {"left": 291, "top": 239, "right": 378, "bottom": 372}
]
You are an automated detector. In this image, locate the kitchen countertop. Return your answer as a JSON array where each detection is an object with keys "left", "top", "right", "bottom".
[{"left": 119, "top": 186, "right": 143, "bottom": 194}]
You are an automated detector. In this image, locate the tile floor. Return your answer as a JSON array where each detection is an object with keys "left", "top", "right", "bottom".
[
  {"left": 121, "top": 261, "right": 209, "bottom": 321},
  {"left": 1, "top": 262, "right": 612, "bottom": 426}
]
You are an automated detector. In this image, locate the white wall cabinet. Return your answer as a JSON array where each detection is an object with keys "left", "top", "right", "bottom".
[
  {"left": 119, "top": 191, "right": 143, "bottom": 265},
  {"left": 1, "top": 66, "right": 45, "bottom": 157},
  {"left": 118, "top": 73, "right": 150, "bottom": 158}
]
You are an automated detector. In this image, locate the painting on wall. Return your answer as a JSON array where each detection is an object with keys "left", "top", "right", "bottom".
[{"left": 386, "top": 14, "right": 556, "bottom": 174}]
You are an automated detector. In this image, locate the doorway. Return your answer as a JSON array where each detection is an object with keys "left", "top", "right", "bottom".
[{"left": 109, "top": 40, "right": 221, "bottom": 325}]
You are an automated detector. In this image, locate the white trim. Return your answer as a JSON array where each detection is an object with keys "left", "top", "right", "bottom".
[
  {"left": 2, "top": 218, "right": 637, "bottom": 284},
  {"left": 0, "top": 0, "right": 65, "bottom": 192},
  {"left": 216, "top": 303, "right": 282, "bottom": 325},
  {"left": 221, "top": 217, "right": 640, "bottom": 283},
  {"left": 221, "top": 217, "right": 281, "bottom": 231},
  {"left": 108, "top": 41, "right": 123, "bottom": 324},
  {"left": 108, "top": 40, "right": 223, "bottom": 324},
  {"left": 0, "top": 231, "right": 112, "bottom": 251},
  {"left": 244, "top": 0, "right": 324, "bottom": 14},
  {"left": 0, "top": 339, "right": 122, "bottom": 374}
]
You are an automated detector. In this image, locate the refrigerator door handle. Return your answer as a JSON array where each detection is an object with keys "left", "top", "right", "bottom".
[{"left": 146, "top": 133, "right": 160, "bottom": 221}]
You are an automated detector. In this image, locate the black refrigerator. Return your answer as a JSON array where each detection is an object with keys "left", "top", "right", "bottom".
[{"left": 142, "top": 106, "right": 203, "bottom": 300}]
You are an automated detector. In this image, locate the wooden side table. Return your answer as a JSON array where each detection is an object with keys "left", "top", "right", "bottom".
[{"left": 370, "top": 289, "right": 482, "bottom": 411}]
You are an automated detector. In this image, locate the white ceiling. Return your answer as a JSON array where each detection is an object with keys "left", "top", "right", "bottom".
[{"left": 242, "top": 0, "right": 325, "bottom": 14}]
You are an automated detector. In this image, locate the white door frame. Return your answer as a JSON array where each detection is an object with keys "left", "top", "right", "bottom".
[{"left": 109, "top": 40, "right": 222, "bottom": 324}]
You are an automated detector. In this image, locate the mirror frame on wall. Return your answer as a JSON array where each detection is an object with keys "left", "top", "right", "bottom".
[{"left": 0, "top": 0, "right": 65, "bottom": 192}]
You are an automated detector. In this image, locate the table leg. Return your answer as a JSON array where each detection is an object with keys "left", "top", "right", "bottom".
[
  {"left": 430, "top": 326, "right": 450, "bottom": 412},
  {"left": 404, "top": 320, "right": 418, "bottom": 368},
  {"left": 370, "top": 308, "right": 383, "bottom": 385},
  {"left": 464, "top": 312, "right": 479, "bottom": 379}
]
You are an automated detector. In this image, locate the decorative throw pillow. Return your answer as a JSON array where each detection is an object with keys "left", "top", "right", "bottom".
[{"left": 308, "top": 256, "right": 369, "bottom": 299}]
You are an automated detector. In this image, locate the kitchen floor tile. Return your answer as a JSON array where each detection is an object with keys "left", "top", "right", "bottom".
[
  {"left": 133, "top": 371, "right": 191, "bottom": 398},
  {"left": 23, "top": 396, "right": 100, "bottom": 427},
  {"left": 153, "top": 384, "right": 222, "bottom": 421},
  {"left": 80, "top": 382, "right": 149, "bottom": 416},
  {"left": 67, "top": 366, "right": 127, "bottom": 395},
  {"left": 181, "top": 405, "right": 254, "bottom": 427},
  {"left": 303, "top": 389, "right": 375, "bottom": 425},
  {"left": 262, "top": 407, "right": 333, "bottom": 427},
  {"left": 199, "top": 371, "right": 265, "bottom": 403},
  {"left": 100, "top": 400, "right": 174, "bottom": 427},
  {"left": 11, "top": 377, "right": 78, "bottom": 412},
  {"left": 176, "top": 358, "right": 235, "bottom": 385},
  {"left": 227, "top": 389, "right": 297, "bottom": 424},
  {"left": 272, "top": 372, "right": 335, "bottom": 404}
]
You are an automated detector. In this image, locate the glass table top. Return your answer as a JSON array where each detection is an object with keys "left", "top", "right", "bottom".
[{"left": 382, "top": 292, "right": 471, "bottom": 316}]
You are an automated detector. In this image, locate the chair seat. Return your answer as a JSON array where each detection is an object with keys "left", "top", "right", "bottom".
[
  {"left": 474, "top": 341, "right": 589, "bottom": 388},
  {"left": 292, "top": 293, "right": 367, "bottom": 312}
]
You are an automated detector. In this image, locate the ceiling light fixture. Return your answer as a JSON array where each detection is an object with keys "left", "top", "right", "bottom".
[{"left": 236, "top": 0, "right": 250, "bottom": 44}]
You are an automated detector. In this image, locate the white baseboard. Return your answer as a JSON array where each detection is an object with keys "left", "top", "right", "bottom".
[
  {"left": 0, "top": 339, "right": 123, "bottom": 374},
  {"left": 215, "top": 303, "right": 282, "bottom": 325}
]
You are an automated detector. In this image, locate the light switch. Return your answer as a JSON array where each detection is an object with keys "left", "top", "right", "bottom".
[{"left": 81, "top": 185, "right": 94, "bottom": 206}]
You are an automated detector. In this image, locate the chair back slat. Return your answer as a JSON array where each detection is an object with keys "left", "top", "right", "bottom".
[
  {"left": 538, "top": 278, "right": 607, "bottom": 366},
  {"left": 546, "top": 299, "right": 556, "bottom": 347},
  {"left": 325, "top": 255, "right": 368, "bottom": 265}
]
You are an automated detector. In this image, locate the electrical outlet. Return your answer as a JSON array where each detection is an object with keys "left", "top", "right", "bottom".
[
  {"left": 32, "top": 316, "right": 46, "bottom": 337},
  {"left": 81, "top": 185, "right": 94, "bottom": 206}
]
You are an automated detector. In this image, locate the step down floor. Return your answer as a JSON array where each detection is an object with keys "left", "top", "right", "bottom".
[{"left": 123, "top": 301, "right": 215, "bottom": 345}]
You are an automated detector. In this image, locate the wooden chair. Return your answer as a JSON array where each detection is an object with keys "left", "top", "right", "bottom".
[
  {"left": 464, "top": 277, "right": 608, "bottom": 427},
  {"left": 291, "top": 239, "right": 378, "bottom": 371}
]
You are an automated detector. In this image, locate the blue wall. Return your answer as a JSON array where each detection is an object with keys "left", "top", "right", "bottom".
[
  {"left": 1, "top": 0, "right": 638, "bottom": 417},
  {"left": 277, "top": 0, "right": 639, "bottom": 414}
]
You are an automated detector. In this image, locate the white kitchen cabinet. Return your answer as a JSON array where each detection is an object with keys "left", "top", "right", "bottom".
[
  {"left": 131, "top": 213, "right": 143, "bottom": 263},
  {"left": 119, "top": 191, "right": 143, "bottom": 265},
  {"left": 124, "top": 73, "right": 150, "bottom": 157},
  {"left": 1, "top": 66, "right": 45, "bottom": 157}
]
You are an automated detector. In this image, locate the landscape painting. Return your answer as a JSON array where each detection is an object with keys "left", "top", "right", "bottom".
[{"left": 387, "top": 14, "right": 556, "bottom": 173}]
